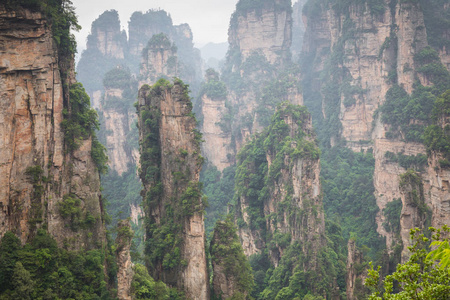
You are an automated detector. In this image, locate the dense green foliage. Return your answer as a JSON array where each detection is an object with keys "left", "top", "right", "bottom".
[
  {"left": 234, "top": 0, "right": 292, "bottom": 17},
  {"left": 202, "top": 165, "right": 236, "bottom": 234},
  {"left": 382, "top": 199, "right": 403, "bottom": 234},
  {"left": 131, "top": 264, "right": 183, "bottom": 299},
  {"left": 146, "top": 33, "right": 174, "bottom": 49},
  {"left": 101, "top": 67, "right": 138, "bottom": 115},
  {"left": 62, "top": 83, "right": 108, "bottom": 173},
  {"left": 399, "top": 170, "right": 431, "bottom": 223},
  {"left": 234, "top": 103, "right": 318, "bottom": 230},
  {"left": 231, "top": 103, "right": 346, "bottom": 298},
  {"left": 384, "top": 152, "right": 428, "bottom": 171},
  {"left": 420, "top": 0, "right": 450, "bottom": 50},
  {"left": 378, "top": 46, "right": 450, "bottom": 142},
  {"left": 366, "top": 227, "right": 450, "bottom": 299},
  {"left": 102, "top": 166, "right": 142, "bottom": 227},
  {"left": 0, "top": 230, "right": 116, "bottom": 300},
  {"left": 379, "top": 85, "right": 435, "bottom": 142},
  {"left": 200, "top": 69, "right": 228, "bottom": 100},
  {"left": 321, "top": 147, "right": 385, "bottom": 258},
  {"left": 103, "top": 68, "right": 132, "bottom": 90},
  {"left": 62, "top": 83, "right": 99, "bottom": 150},
  {"left": 129, "top": 10, "right": 173, "bottom": 37},
  {"left": 423, "top": 90, "right": 450, "bottom": 164},
  {"left": 210, "top": 216, "right": 254, "bottom": 299}
]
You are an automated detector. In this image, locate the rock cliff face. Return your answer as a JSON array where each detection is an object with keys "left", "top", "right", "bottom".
[
  {"left": 140, "top": 34, "right": 178, "bottom": 86},
  {"left": 101, "top": 68, "right": 137, "bottom": 175},
  {"left": 214, "top": 0, "right": 301, "bottom": 161},
  {"left": 300, "top": 0, "right": 450, "bottom": 258},
  {"left": 210, "top": 217, "right": 253, "bottom": 299},
  {"left": 138, "top": 80, "right": 208, "bottom": 299},
  {"left": 228, "top": 0, "right": 292, "bottom": 66},
  {"left": 199, "top": 70, "right": 233, "bottom": 171},
  {"left": 0, "top": 5, "right": 105, "bottom": 249},
  {"left": 87, "top": 10, "right": 127, "bottom": 60},
  {"left": 235, "top": 104, "right": 324, "bottom": 262},
  {"left": 77, "top": 9, "right": 202, "bottom": 103},
  {"left": 77, "top": 10, "right": 127, "bottom": 108},
  {"left": 302, "top": 0, "right": 427, "bottom": 145},
  {"left": 291, "top": 0, "right": 307, "bottom": 60},
  {"left": 346, "top": 239, "right": 367, "bottom": 300},
  {"left": 128, "top": 10, "right": 202, "bottom": 87},
  {"left": 116, "top": 220, "right": 134, "bottom": 300},
  {"left": 232, "top": 104, "right": 338, "bottom": 298}
]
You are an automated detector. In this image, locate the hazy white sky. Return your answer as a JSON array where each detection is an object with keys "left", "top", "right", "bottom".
[{"left": 72, "top": 0, "right": 239, "bottom": 52}]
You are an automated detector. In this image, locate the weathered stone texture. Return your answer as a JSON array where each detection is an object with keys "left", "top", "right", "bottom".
[{"left": 0, "top": 6, "right": 104, "bottom": 249}]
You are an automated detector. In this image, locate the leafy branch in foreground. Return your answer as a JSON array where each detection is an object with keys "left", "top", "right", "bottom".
[{"left": 365, "top": 226, "right": 450, "bottom": 299}]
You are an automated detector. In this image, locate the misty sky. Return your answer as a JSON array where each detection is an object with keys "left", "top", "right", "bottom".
[{"left": 72, "top": 0, "right": 239, "bottom": 53}]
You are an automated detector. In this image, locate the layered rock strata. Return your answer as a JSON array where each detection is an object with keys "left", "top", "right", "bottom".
[{"left": 0, "top": 5, "right": 105, "bottom": 249}]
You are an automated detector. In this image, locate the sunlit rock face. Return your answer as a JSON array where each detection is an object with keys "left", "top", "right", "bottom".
[{"left": 0, "top": 5, "right": 105, "bottom": 250}]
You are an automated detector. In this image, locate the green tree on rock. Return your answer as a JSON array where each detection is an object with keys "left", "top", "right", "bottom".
[{"left": 366, "top": 227, "right": 450, "bottom": 299}]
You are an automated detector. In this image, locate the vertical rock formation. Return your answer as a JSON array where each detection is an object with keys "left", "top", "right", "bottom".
[
  {"left": 300, "top": 0, "right": 450, "bottom": 258},
  {"left": 228, "top": 0, "right": 293, "bottom": 66},
  {"left": 128, "top": 10, "right": 202, "bottom": 89},
  {"left": 87, "top": 10, "right": 127, "bottom": 60},
  {"left": 116, "top": 219, "right": 134, "bottom": 300},
  {"left": 138, "top": 79, "right": 208, "bottom": 299},
  {"left": 199, "top": 69, "right": 233, "bottom": 171},
  {"left": 101, "top": 68, "right": 137, "bottom": 175},
  {"left": 398, "top": 170, "right": 429, "bottom": 260},
  {"left": 218, "top": 0, "right": 302, "bottom": 156},
  {"left": 291, "top": 0, "right": 308, "bottom": 60},
  {"left": 346, "top": 239, "right": 368, "bottom": 300},
  {"left": 77, "top": 10, "right": 127, "bottom": 108},
  {"left": 235, "top": 103, "right": 324, "bottom": 259},
  {"left": 210, "top": 216, "right": 253, "bottom": 299},
  {"left": 139, "top": 34, "right": 178, "bottom": 86},
  {"left": 233, "top": 104, "right": 337, "bottom": 298},
  {"left": 0, "top": 4, "right": 105, "bottom": 249}
]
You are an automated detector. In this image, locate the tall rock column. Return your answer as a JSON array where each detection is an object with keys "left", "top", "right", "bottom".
[
  {"left": 76, "top": 10, "right": 127, "bottom": 108},
  {"left": 101, "top": 67, "right": 138, "bottom": 175},
  {"left": 220, "top": 0, "right": 302, "bottom": 155},
  {"left": 137, "top": 79, "right": 208, "bottom": 299},
  {"left": 232, "top": 104, "right": 337, "bottom": 298},
  {"left": 199, "top": 69, "right": 233, "bottom": 171},
  {"left": 116, "top": 219, "right": 134, "bottom": 300}
]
